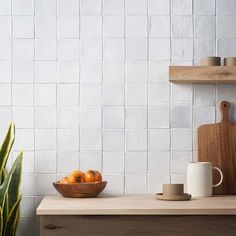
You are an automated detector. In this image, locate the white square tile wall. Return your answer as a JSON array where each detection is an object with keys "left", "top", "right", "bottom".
[{"left": 2, "top": 0, "right": 236, "bottom": 234}]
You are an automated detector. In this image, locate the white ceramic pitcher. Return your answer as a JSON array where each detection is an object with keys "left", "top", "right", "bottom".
[{"left": 187, "top": 162, "right": 223, "bottom": 197}]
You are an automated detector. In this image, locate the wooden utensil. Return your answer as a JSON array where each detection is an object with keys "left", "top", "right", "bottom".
[
  {"left": 53, "top": 181, "right": 107, "bottom": 198},
  {"left": 198, "top": 101, "right": 236, "bottom": 194}
]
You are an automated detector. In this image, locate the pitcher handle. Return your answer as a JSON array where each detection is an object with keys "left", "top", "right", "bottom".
[{"left": 212, "top": 167, "right": 223, "bottom": 188}]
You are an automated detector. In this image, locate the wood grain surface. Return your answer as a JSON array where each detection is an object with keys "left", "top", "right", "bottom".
[
  {"left": 198, "top": 101, "right": 236, "bottom": 194},
  {"left": 169, "top": 66, "right": 236, "bottom": 83}
]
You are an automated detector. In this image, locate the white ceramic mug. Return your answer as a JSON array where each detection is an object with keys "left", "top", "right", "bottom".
[{"left": 187, "top": 162, "right": 223, "bottom": 197}]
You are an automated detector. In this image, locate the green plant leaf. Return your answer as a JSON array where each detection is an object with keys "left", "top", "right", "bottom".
[
  {"left": 0, "top": 207, "right": 3, "bottom": 236},
  {"left": 0, "top": 123, "right": 15, "bottom": 184},
  {"left": 3, "top": 196, "right": 21, "bottom": 236},
  {"left": 7, "top": 152, "right": 23, "bottom": 213},
  {"left": 3, "top": 194, "right": 8, "bottom": 230}
]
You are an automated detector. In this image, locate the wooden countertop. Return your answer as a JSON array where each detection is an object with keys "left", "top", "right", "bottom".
[{"left": 37, "top": 195, "right": 236, "bottom": 216}]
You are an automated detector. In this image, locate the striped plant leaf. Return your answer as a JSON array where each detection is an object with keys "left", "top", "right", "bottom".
[{"left": 3, "top": 197, "right": 21, "bottom": 236}]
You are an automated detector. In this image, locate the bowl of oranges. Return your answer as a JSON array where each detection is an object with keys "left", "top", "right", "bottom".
[{"left": 53, "top": 170, "right": 107, "bottom": 198}]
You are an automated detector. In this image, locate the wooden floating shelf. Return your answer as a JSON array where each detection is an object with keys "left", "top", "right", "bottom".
[{"left": 169, "top": 66, "right": 236, "bottom": 84}]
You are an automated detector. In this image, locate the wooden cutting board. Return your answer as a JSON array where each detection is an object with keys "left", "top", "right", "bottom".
[{"left": 198, "top": 101, "right": 236, "bottom": 195}]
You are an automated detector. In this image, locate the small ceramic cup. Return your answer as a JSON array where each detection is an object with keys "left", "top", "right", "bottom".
[
  {"left": 200, "top": 57, "right": 221, "bottom": 66},
  {"left": 163, "top": 184, "right": 184, "bottom": 196},
  {"left": 224, "top": 57, "right": 236, "bottom": 66}
]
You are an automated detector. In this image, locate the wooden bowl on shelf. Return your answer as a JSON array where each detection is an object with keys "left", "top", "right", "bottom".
[{"left": 53, "top": 181, "right": 107, "bottom": 198}]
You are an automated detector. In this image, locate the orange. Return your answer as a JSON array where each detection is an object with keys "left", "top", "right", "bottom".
[{"left": 84, "top": 170, "right": 102, "bottom": 183}]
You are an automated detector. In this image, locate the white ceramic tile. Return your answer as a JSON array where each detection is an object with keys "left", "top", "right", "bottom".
[
  {"left": 12, "top": 61, "right": 34, "bottom": 83},
  {"left": 126, "top": 61, "right": 147, "bottom": 84},
  {"left": 172, "top": 39, "right": 193, "bottom": 61},
  {"left": 148, "top": 129, "right": 170, "bottom": 151},
  {"left": 35, "top": 0, "right": 56, "bottom": 15},
  {"left": 57, "top": 61, "right": 79, "bottom": 83},
  {"left": 81, "top": 38, "right": 102, "bottom": 61},
  {"left": 148, "top": 174, "right": 170, "bottom": 193},
  {"left": 172, "top": 16, "right": 193, "bottom": 38},
  {"left": 57, "top": 0, "right": 79, "bottom": 15},
  {"left": 148, "top": 0, "right": 170, "bottom": 15},
  {"left": 103, "top": 129, "right": 124, "bottom": 151},
  {"left": 172, "top": 151, "right": 192, "bottom": 174},
  {"left": 102, "top": 85, "right": 124, "bottom": 105},
  {"left": 36, "top": 174, "right": 56, "bottom": 195},
  {"left": 80, "top": 16, "right": 102, "bottom": 38},
  {"left": 171, "top": 0, "right": 192, "bottom": 15},
  {"left": 103, "top": 0, "right": 124, "bottom": 15},
  {"left": 103, "top": 152, "right": 124, "bottom": 174},
  {"left": 126, "top": 16, "right": 147, "bottom": 37},
  {"left": 0, "top": 16, "right": 11, "bottom": 37},
  {"left": 148, "top": 84, "right": 170, "bottom": 105},
  {"left": 149, "top": 16, "right": 170, "bottom": 37},
  {"left": 194, "top": 0, "right": 215, "bottom": 15},
  {"left": 35, "top": 84, "right": 56, "bottom": 106},
  {"left": 80, "top": 84, "right": 102, "bottom": 105},
  {"left": 80, "top": 129, "right": 102, "bottom": 151},
  {"left": 217, "top": 0, "right": 236, "bottom": 16},
  {"left": 13, "top": 151, "right": 34, "bottom": 173},
  {"left": 193, "top": 106, "right": 215, "bottom": 128},
  {"left": 148, "top": 61, "right": 170, "bottom": 83},
  {"left": 21, "top": 174, "right": 35, "bottom": 195},
  {"left": 80, "top": 106, "right": 101, "bottom": 129},
  {"left": 102, "top": 175, "right": 124, "bottom": 195},
  {"left": 125, "top": 152, "right": 147, "bottom": 174},
  {"left": 126, "top": 38, "right": 147, "bottom": 60},
  {"left": 171, "top": 129, "right": 192, "bottom": 151},
  {"left": 126, "top": 0, "right": 147, "bottom": 15},
  {"left": 217, "top": 39, "right": 236, "bottom": 57},
  {"left": 81, "top": 0, "right": 101, "bottom": 15},
  {"left": 0, "top": 84, "right": 11, "bottom": 105},
  {"left": 12, "top": 39, "right": 34, "bottom": 60},
  {"left": 58, "top": 106, "right": 79, "bottom": 128},
  {"left": 103, "top": 38, "right": 125, "bottom": 60},
  {"left": 125, "top": 106, "right": 147, "bottom": 129},
  {"left": 35, "top": 16, "right": 57, "bottom": 38},
  {"left": 0, "top": 107, "right": 11, "bottom": 129},
  {"left": 57, "top": 129, "right": 79, "bottom": 151},
  {"left": 125, "top": 129, "right": 147, "bottom": 151},
  {"left": 80, "top": 61, "right": 102, "bottom": 83},
  {"left": 58, "top": 16, "right": 79, "bottom": 38},
  {"left": 0, "top": 0, "right": 11, "bottom": 15},
  {"left": 125, "top": 84, "right": 147, "bottom": 105},
  {"left": 171, "top": 106, "right": 192, "bottom": 128},
  {"left": 20, "top": 197, "right": 35, "bottom": 218},
  {"left": 12, "top": 84, "right": 33, "bottom": 106},
  {"left": 195, "top": 16, "right": 215, "bottom": 40},
  {"left": 149, "top": 38, "right": 170, "bottom": 60},
  {"left": 103, "top": 62, "right": 125, "bottom": 84},
  {"left": 35, "top": 106, "right": 56, "bottom": 129},
  {"left": 35, "top": 151, "right": 56, "bottom": 173},
  {"left": 148, "top": 106, "right": 170, "bottom": 128},
  {"left": 80, "top": 151, "right": 102, "bottom": 171},
  {"left": 57, "top": 84, "right": 79, "bottom": 106},
  {"left": 0, "top": 40, "right": 10, "bottom": 61},
  {"left": 171, "top": 174, "right": 186, "bottom": 189},
  {"left": 103, "top": 106, "right": 124, "bottom": 129},
  {"left": 13, "top": 129, "right": 34, "bottom": 151},
  {"left": 0, "top": 61, "right": 11, "bottom": 83},
  {"left": 148, "top": 152, "right": 170, "bottom": 174},
  {"left": 57, "top": 151, "right": 79, "bottom": 174},
  {"left": 35, "top": 39, "right": 57, "bottom": 60},
  {"left": 217, "top": 17, "right": 236, "bottom": 39},
  {"left": 35, "top": 61, "right": 57, "bottom": 83},
  {"left": 172, "top": 84, "right": 193, "bottom": 105},
  {"left": 12, "top": 0, "right": 33, "bottom": 15},
  {"left": 17, "top": 218, "right": 35, "bottom": 236},
  {"left": 12, "top": 106, "right": 34, "bottom": 128},
  {"left": 125, "top": 174, "right": 146, "bottom": 194},
  {"left": 103, "top": 16, "right": 124, "bottom": 37},
  {"left": 58, "top": 39, "right": 80, "bottom": 60},
  {"left": 35, "top": 129, "right": 56, "bottom": 151}
]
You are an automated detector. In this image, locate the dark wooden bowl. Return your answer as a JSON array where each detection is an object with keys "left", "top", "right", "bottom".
[{"left": 53, "top": 181, "right": 107, "bottom": 198}]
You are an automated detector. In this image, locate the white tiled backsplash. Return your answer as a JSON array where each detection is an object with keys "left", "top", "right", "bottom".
[{"left": 0, "top": 0, "right": 236, "bottom": 235}]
